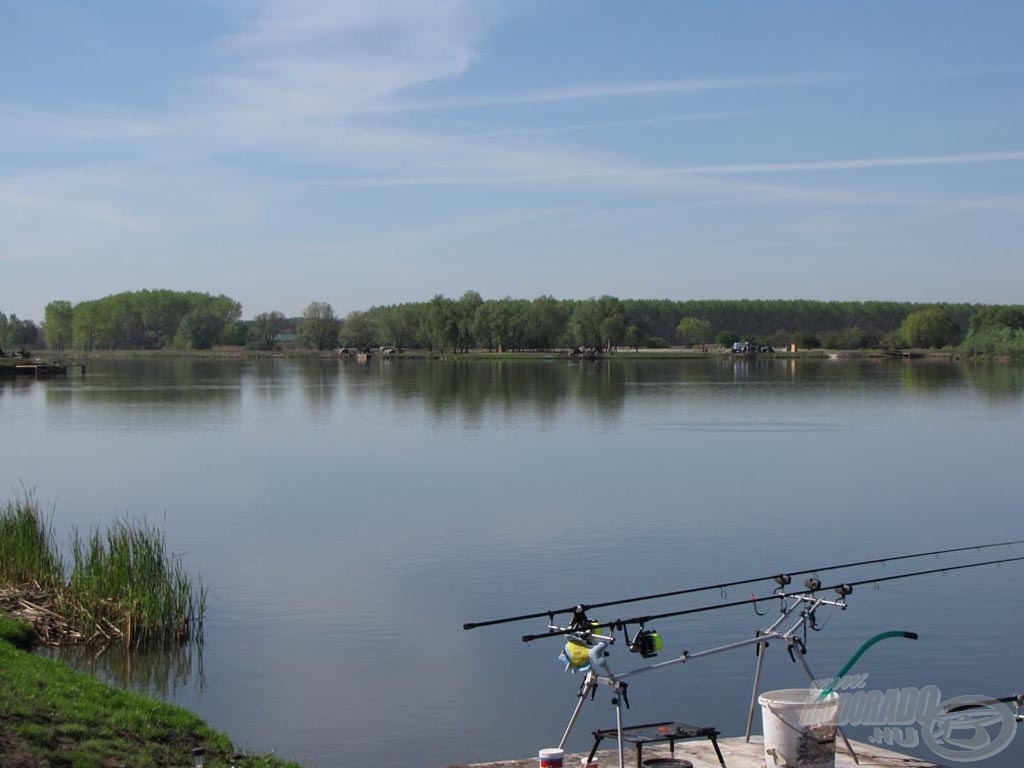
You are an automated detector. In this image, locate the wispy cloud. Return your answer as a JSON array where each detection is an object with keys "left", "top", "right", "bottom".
[
  {"left": 199, "top": 0, "right": 495, "bottom": 126},
  {"left": 371, "top": 73, "right": 834, "bottom": 112},
  {"left": 0, "top": 107, "right": 170, "bottom": 142},
  {"left": 306, "top": 149, "right": 1024, "bottom": 187},
  {"left": 666, "top": 150, "right": 1024, "bottom": 175},
  {"left": 4, "top": 0, "right": 1022, "bottom": 317},
  {"left": 464, "top": 111, "right": 750, "bottom": 138}
]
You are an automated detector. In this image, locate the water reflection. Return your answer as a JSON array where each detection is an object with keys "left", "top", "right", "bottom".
[
  {"left": 343, "top": 358, "right": 632, "bottom": 421},
  {"left": 0, "top": 378, "right": 36, "bottom": 397},
  {"left": 295, "top": 360, "right": 341, "bottom": 413},
  {"left": 44, "top": 641, "right": 205, "bottom": 698},
  {"left": 6, "top": 355, "right": 1024, "bottom": 768},
  {"left": 8, "top": 357, "right": 1024, "bottom": 414},
  {"left": 55, "top": 359, "right": 245, "bottom": 403},
  {"left": 38, "top": 359, "right": 243, "bottom": 433},
  {"left": 962, "top": 363, "right": 1024, "bottom": 399},
  {"left": 250, "top": 360, "right": 291, "bottom": 404}
]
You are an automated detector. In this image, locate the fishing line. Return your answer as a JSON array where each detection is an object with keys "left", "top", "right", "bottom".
[
  {"left": 519, "top": 554, "right": 1024, "bottom": 642},
  {"left": 463, "top": 539, "right": 1023, "bottom": 631}
]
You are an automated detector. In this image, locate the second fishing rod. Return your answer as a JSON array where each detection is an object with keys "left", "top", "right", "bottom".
[
  {"left": 463, "top": 538, "right": 1024, "bottom": 631},
  {"left": 520, "top": 554, "right": 1024, "bottom": 643}
]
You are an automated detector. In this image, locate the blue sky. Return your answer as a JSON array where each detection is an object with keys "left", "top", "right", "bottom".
[{"left": 2, "top": 1, "right": 1022, "bottom": 320}]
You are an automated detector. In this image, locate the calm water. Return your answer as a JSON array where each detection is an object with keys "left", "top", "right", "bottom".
[{"left": 2, "top": 357, "right": 1023, "bottom": 767}]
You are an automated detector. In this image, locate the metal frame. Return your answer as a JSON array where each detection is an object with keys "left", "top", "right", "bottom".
[{"left": 554, "top": 593, "right": 857, "bottom": 768}]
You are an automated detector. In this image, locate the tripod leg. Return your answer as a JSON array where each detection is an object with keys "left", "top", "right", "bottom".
[
  {"left": 560, "top": 672, "right": 595, "bottom": 750},
  {"left": 613, "top": 692, "right": 625, "bottom": 768},
  {"left": 795, "top": 652, "right": 859, "bottom": 765},
  {"left": 745, "top": 639, "right": 767, "bottom": 742}
]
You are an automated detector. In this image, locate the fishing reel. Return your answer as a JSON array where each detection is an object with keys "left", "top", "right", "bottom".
[
  {"left": 625, "top": 625, "right": 664, "bottom": 658},
  {"left": 567, "top": 607, "right": 607, "bottom": 639}
]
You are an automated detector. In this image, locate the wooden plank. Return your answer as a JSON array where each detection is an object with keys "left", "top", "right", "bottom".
[{"left": 444, "top": 736, "right": 947, "bottom": 768}]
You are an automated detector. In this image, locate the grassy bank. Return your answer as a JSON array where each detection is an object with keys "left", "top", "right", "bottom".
[{"left": 0, "top": 616, "right": 302, "bottom": 768}]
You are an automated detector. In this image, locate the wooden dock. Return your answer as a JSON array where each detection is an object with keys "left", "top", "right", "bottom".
[
  {"left": 5, "top": 361, "right": 85, "bottom": 378},
  {"left": 15, "top": 363, "right": 66, "bottom": 377},
  {"left": 445, "top": 736, "right": 947, "bottom": 768}
]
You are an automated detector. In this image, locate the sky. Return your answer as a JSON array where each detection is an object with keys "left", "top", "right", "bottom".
[{"left": 1, "top": 0, "right": 1023, "bottom": 321}]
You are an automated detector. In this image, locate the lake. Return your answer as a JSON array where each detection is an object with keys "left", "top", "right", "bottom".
[{"left": 2, "top": 356, "right": 1023, "bottom": 767}]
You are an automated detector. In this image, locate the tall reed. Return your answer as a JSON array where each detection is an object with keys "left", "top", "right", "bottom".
[
  {"left": 0, "top": 496, "right": 64, "bottom": 588},
  {"left": 0, "top": 497, "right": 205, "bottom": 649},
  {"left": 68, "top": 518, "right": 206, "bottom": 649}
]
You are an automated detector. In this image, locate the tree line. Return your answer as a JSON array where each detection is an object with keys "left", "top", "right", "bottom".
[
  {"left": 3, "top": 291, "right": 1023, "bottom": 356},
  {"left": 1, "top": 291, "right": 243, "bottom": 354}
]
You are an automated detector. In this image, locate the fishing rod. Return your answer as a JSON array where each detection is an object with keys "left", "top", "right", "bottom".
[
  {"left": 478, "top": 546, "right": 1023, "bottom": 768},
  {"left": 520, "top": 554, "right": 1024, "bottom": 643},
  {"left": 463, "top": 539, "right": 1024, "bottom": 631}
]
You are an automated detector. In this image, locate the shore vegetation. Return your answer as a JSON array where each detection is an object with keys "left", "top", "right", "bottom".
[
  {"left": 5, "top": 292, "right": 1024, "bottom": 358},
  {"left": 0, "top": 496, "right": 204, "bottom": 649}
]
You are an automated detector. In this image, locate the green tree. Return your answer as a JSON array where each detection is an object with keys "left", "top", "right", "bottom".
[
  {"left": 624, "top": 325, "right": 645, "bottom": 352},
  {"left": 174, "top": 308, "right": 224, "bottom": 349},
  {"left": 298, "top": 302, "right": 339, "bottom": 350},
  {"left": 963, "top": 305, "right": 1024, "bottom": 357},
  {"left": 716, "top": 330, "right": 739, "bottom": 347},
  {"left": 457, "top": 291, "right": 484, "bottom": 352},
  {"left": 569, "top": 300, "right": 601, "bottom": 348},
  {"left": 899, "top": 308, "right": 960, "bottom": 348},
  {"left": 473, "top": 302, "right": 497, "bottom": 351},
  {"left": 596, "top": 295, "right": 626, "bottom": 350},
  {"left": 44, "top": 301, "right": 74, "bottom": 353},
  {"left": 526, "top": 295, "right": 569, "bottom": 350},
  {"left": 6, "top": 315, "right": 38, "bottom": 348},
  {"left": 249, "top": 311, "right": 286, "bottom": 351},
  {"left": 220, "top": 320, "right": 248, "bottom": 346},
  {"left": 793, "top": 332, "right": 821, "bottom": 350},
  {"left": 138, "top": 290, "right": 191, "bottom": 347},
  {"left": 339, "top": 310, "right": 378, "bottom": 349},
  {"left": 64, "top": 290, "right": 242, "bottom": 350},
  {"left": 424, "top": 294, "right": 459, "bottom": 352},
  {"left": 676, "top": 317, "right": 712, "bottom": 347},
  {"left": 375, "top": 304, "right": 418, "bottom": 352},
  {"left": 969, "top": 306, "right": 1024, "bottom": 334},
  {"left": 0, "top": 310, "right": 9, "bottom": 347}
]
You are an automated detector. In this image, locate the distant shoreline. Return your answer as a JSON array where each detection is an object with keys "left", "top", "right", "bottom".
[{"left": 4, "top": 346, "right": 977, "bottom": 364}]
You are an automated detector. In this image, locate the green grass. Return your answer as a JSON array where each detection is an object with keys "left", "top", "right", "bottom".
[
  {"left": 0, "top": 632, "right": 304, "bottom": 767},
  {"left": 0, "top": 616, "right": 37, "bottom": 650}
]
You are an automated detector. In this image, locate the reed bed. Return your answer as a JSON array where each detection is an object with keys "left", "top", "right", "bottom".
[
  {"left": 0, "top": 497, "right": 64, "bottom": 588},
  {"left": 0, "top": 497, "right": 205, "bottom": 649}
]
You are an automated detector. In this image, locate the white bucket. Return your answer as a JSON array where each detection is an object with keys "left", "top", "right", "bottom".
[
  {"left": 538, "top": 748, "right": 564, "bottom": 768},
  {"left": 759, "top": 688, "right": 839, "bottom": 768}
]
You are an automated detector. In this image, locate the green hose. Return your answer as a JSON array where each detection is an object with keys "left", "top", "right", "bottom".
[{"left": 819, "top": 630, "right": 918, "bottom": 698}]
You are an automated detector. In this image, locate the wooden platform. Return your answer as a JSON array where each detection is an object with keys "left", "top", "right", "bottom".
[{"left": 445, "top": 736, "right": 947, "bottom": 768}]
